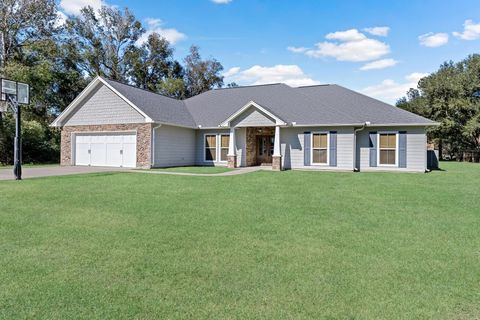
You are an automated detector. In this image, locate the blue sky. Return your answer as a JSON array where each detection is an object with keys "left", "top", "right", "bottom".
[{"left": 59, "top": 0, "right": 480, "bottom": 103}]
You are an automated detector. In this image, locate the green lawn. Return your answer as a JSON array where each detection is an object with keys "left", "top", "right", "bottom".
[
  {"left": 143, "top": 166, "right": 234, "bottom": 174},
  {"left": 0, "top": 162, "right": 479, "bottom": 319}
]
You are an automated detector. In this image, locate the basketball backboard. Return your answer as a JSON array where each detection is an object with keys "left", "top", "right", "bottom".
[{"left": 0, "top": 78, "right": 30, "bottom": 105}]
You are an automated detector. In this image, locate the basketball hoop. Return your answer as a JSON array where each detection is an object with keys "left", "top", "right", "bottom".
[
  {"left": 1, "top": 78, "right": 30, "bottom": 180},
  {"left": 0, "top": 78, "right": 30, "bottom": 105}
]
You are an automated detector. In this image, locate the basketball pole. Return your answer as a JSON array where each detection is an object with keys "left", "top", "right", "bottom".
[{"left": 7, "top": 94, "right": 21, "bottom": 180}]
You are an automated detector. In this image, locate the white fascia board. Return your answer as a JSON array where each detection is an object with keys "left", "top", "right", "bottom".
[
  {"left": 292, "top": 123, "right": 363, "bottom": 127},
  {"left": 154, "top": 121, "right": 196, "bottom": 129},
  {"left": 292, "top": 122, "right": 438, "bottom": 128},
  {"left": 220, "top": 100, "right": 286, "bottom": 127},
  {"left": 363, "top": 123, "right": 439, "bottom": 127}
]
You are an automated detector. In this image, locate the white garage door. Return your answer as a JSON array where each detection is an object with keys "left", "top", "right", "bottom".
[{"left": 74, "top": 133, "right": 136, "bottom": 168}]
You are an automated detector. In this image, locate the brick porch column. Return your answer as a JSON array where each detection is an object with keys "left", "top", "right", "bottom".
[
  {"left": 227, "top": 127, "right": 236, "bottom": 168},
  {"left": 272, "top": 125, "right": 282, "bottom": 171}
]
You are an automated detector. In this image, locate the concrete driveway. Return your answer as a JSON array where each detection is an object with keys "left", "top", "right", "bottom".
[{"left": 0, "top": 166, "right": 127, "bottom": 181}]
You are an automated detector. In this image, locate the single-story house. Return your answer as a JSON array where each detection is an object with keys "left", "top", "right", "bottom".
[{"left": 51, "top": 76, "right": 438, "bottom": 172}]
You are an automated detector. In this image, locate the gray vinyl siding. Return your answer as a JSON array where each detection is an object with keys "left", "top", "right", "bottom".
[
  {"left": 195, "top": 128, "right": 230, "bottom": 166},
  {"left": 63, "top": 84, "right": 145, "bottom": 126},
  {"left": 230, "top": 106, "right": 276, "bottom": 127},
  {"left": 356, "top": 126, "right": 427, "bottom": 172},
  {"left": 280, "top": 127, "right": 355, "bottom": 170},
  {"left": 153, "top": 125, "right": 195, "bottom": 167}
]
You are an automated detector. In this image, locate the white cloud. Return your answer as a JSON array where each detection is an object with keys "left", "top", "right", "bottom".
[
  {"left": 224, "top": 64, "right": 321, "bottom": 87},
  {"left": 60, "top": 0, "right": 103, "bottom": 15},
  {"left": 405, "top": 72, "right": 429, "bottom": 83},
  {"left": 211, "top": 0, "right": 232, "bottom": 3},
  {"left": 136, "top": 18, "right": 186, "bottom": 45},
  {"left": 325, "top": 29, "right": 366, "bottom": 41},
  {"left": 361, "top": 72, "right": 428, "bottom": 103},
  {"left": 453, "top": 19, "right": 480, "bottom": 40},
  {"left": 287, "top": 46, "right": 308, "bottom": 53},
  {"left": 360, "top": 58, "right": 398, "bottom": 71},
  {"left": 363, "top": 26, "right": 390, "bottom": 37},
  {"left": 418, "top": 32, "right": 449, "bottom": 47},
  {"left": 223, "top": 67, "right": 241, "bottom": 78},
  {"left": 290, "top": 28, "right": 390, "bottom": 62}
]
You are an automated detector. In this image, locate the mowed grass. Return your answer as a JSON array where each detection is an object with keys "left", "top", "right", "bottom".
[
  {"left": 143, "top": 166, "right": 234, "bottom": 174},
  {"left": 0, "top": 162, "right": 479, "bottom": 319}
]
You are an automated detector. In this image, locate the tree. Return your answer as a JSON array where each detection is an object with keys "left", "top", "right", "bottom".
[
  {"left": 127, "top": 32, "right": 185, "bottom": 96},
  {"left": 184, "top": 46, "right": 224, "bottom": 97},
  {"left": 0, "top": 0, "right": 63, "bottom": 164},
  {"left": 0, "top": 0, "right": 58, "bottom": 70},
  {"left": 397, "top": 54, "right": 480, "bottom": 159},
  {"left": 65, "top": 5, "right": 143, "bottom": 81}
]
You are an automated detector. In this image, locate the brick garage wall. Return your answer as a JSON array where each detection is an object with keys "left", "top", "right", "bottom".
[{"left": 61, "top": 123, "right": 153, "bottom": 168}]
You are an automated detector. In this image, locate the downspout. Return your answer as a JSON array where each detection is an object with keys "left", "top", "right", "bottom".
[
  {"left": 151, "top": 124, "right": 162, "bottom": 168},
  {"left": 353, "top": 121, "right": 370, "bottom": 172}
]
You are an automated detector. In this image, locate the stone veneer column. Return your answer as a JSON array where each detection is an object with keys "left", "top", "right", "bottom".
[
  {"left": 272, "top": 125, "right": 282, "bottom": 171},
  {"left": 60, "top": 123, "right": 153, "bottom": 168}
]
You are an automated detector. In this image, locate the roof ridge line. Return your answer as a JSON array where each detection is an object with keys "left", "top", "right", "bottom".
[
  {"left": 102, "top": 76, "right": 183, "bottom": 102},
  {"left": 213, "top": 83, "right": 288, "bottom": 90},
  {"left": 296, "top": 84, "right": 333, "bottom": 88}
]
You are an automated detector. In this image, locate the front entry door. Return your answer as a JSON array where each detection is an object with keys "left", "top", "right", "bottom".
[{"left": 256, "top": 135, "right": 274, "bottom": 165}]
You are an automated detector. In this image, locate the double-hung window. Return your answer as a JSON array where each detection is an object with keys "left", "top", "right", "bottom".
[
  {"left": 220, "top": 134, "right": 230, "bottom": 162},
  {"left": 204, "top": 134, "right": 230, "bottom": 162},
  {"left": 312, "top": 132, "right": 328, "bottom": 164},
  {"left": 379, "top": 133, "right": 397, "bottom": 165},
  {"left": 205, "top": 134, "right": 217, "bottom": 161}
]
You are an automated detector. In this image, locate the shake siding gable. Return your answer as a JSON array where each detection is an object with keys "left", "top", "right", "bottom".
[
  {"left": 63, "top": 84, "right": 145, "bottom": 126},
  {"left": 230, "top": 106, "right": 276, "bottom": 127}
]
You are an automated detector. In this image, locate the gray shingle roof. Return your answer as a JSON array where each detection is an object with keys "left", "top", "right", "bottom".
[
  {"left": 104, "top": 78, "right": 434, "bottom": 128},
  {"left": 295, "top": 84, "right": 435, "bottom": 125},
  {"left": 184, "top": 83, "right": 363, "bottom": 127},
  {"left": 104, "top": 79, "right": 196, "bottom": 127}
]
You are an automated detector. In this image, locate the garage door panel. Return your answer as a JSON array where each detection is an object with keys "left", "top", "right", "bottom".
[
  {"left": 90, "top": 143, "right": 106, "bottom": 166},
  {"left": 106, "top": 143, "right": 122, "bottom": 167},
  {"left": 106, "top": 135, "right": 123, "bottom": 143},
  {"left": 75, "top": 133, "right": 137, "bottom": 168},
  {"left": 76, "top": 135, "right": 91, "bottom": 143},
  {"left": 122, "top": 142, "right": 136, "bottom": 167},
  {"left": 123, "top": 134, "right": 136, "bottom": 143},
  {"left": 75, "top": 142, "right": 90, "bottom": 165}
]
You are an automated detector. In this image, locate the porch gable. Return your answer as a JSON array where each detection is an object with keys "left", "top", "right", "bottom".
[{"left": 220, "top": 101, "right": 286, "bottom": 127}]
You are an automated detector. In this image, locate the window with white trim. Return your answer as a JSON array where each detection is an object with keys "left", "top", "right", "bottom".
[
  {"left": 379, "top": 133, "right": 397, "bottom": 165},
  {"left": 205, "top": 134, "right": 217, "bottom": 161},
  {"left": 312, "top": 133, "right": 328, "bottom": 164},
  {"left": 220, "top": 134, "right": 230, "bottom": 162}
]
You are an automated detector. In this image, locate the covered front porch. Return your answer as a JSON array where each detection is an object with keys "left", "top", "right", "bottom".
[
  {"left": 227, "top": 125, "right": 283, "bottom": 171},
  {"left": 219, "top": 100, "right": 287, "bottom": 171}
]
